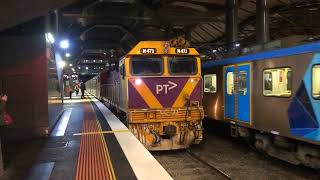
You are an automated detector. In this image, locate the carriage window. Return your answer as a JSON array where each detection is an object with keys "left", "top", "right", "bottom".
[
  {"left": 204, "top": 74, "right": 217, "bottom": 93},
  {"left": 131, "top": 57, "right": 163, "bottom": 76},
  {"left": 312, "top": 65, "right": 320, "bottom": 99},
  {"left": 238, "top": 71, "right": 247, "bottom": 96},
  {"left": 263, "top": 68, "right": 292, "bottom": 97},
  {"left": 168, "top": 56, "right": 197, "bottom": 75},
  {"left": 226, "top": 72, "right": 234, "bottom": 95}
]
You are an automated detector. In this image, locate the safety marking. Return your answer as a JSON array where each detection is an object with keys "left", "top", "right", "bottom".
[
  {"left": 75, "top": 103, "right": 116, "bottom": 180},
  {"left": 172, "top": 78, "right": 199, "bottom": 107},
  {"left": 73, "top": 130, "right": 130, "bottom": 136},
  {"left": 51, "top": 109, "right": 72, "bottom": 137},
  {"left": 129, "top": 79, "right": 163, "bottom": 109}
]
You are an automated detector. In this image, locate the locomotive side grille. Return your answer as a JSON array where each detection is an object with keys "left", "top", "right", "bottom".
[{"left": 128, "top": 107, "right": 204, "bottom": 123}]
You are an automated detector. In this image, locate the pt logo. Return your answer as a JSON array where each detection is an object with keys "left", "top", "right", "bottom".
[{"left": 156, "top": 81, "right": 177, "bottom": 94}]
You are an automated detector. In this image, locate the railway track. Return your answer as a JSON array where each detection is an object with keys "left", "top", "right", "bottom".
[{"left": 153, "top": 150, "right": 232, "bottom": 180}]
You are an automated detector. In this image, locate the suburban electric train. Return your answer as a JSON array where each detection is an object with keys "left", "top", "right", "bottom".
[
  {"left": 86, "top": 41, "right": 203, "bottom": 150},
  {"left": 202, "top": 42, "right": 320, "bottom": 169}
]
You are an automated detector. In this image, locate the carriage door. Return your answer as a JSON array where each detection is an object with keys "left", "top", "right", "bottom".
[
  {"left": 224, "top": 64, "right": 251, "bottom": 123},
  {"left": 237, "top": 64, "right": 251, "bottom": 123},
  {"left": 224, "top": 65, "right": 235, "bottom": 120}
]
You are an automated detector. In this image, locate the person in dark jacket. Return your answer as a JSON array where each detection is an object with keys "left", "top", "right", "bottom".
[{"left": 80, "top": 82, "right": 86, "bottom": 99}]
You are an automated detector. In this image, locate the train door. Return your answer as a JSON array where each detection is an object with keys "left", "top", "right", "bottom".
[
  {"left": 237, "top": 64, "right": 251, "bottom": 123},
  {"left": 224, "top": 64, "right": 251, "bottom": 123},
  {"left": 224, "top": 65, "right": 235, "bottom": 120}
]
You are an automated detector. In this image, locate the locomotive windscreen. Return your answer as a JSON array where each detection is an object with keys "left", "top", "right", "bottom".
[
  {"left": 168, "top": 56, "right": 197, "bottom": 75},
  {"left": 131, "top": 56, "right": 163, "bottom": 76}
]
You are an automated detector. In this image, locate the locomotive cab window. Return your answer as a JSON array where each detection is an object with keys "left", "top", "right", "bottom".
[
  {"left": 263, "top": 67, "right": 292, "bottom": 97},
  {"left": 168, "top": 56, "right": 197, "bottom": 75},
  {"left": 312, "top": 65, "right": 320, "bottom": 99},
  {"left": 130, "top": 56, "right": 163, "bottom": 76},
  {"left": 204, "top": 74, "right": 217, "bottom": 93}
]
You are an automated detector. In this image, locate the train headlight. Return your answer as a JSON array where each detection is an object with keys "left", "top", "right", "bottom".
[{"left": 135, "top": 78, "right": 142, "bottom": 85}]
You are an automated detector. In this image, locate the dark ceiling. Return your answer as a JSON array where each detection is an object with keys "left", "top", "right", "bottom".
[
  {"left": 1, "top": 0, "right": 320, "bottom": 76},
  {"left": 59, "top": 0, "right": 320, "bottom": 61}
]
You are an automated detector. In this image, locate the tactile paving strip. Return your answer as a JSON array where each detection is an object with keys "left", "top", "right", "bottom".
[{"left": 75, "top": 103, "right": 116, "bottom": 180}]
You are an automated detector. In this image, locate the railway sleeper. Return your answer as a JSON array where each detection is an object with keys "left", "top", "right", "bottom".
[{"left": 236, "top": 126, "right": 320, "bottom": 169}]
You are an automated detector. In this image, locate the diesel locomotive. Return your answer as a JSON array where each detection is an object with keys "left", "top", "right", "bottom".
[
  {"left": 86, "top": 41, "right": 203, "bottom": 150},
  {"left": 202, "top": 42, "right": 320, "bottom": 169}
]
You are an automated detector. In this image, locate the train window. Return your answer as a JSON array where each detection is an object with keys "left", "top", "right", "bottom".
[
  {"left": 238, "top": 71, "right": 247, "bottom": 96},
  {"left": 204, "top": 74, "right": 217, "bottom": 93},
  {"left": 226, "top": 72, "right": 234, "bottom": 95},
  {"left": 312, "top": 65, "right": 320, "bottom": 99},
  {"left": 263, "top": 68, "right": 292, "bottom": 97},
  {"left": 168, "top": 56, "right": 197, "bottom": 75},
  {"left": 131, "top": 56, "right": 163, "bottom": 76}
]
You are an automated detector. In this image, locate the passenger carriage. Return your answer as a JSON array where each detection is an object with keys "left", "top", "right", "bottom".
[{"left": 202, "top": 42, "right": 320, "bottom": 169}]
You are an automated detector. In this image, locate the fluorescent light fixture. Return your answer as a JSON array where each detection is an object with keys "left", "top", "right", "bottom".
[
  {"left": 59, "top": 39, "right": 69, "bottom": 49},
  {"left": 58, "top": 61, "right": 66, "bottom": 68},
  {"left": 45, "top": 32, "right": 55, "bottom": 44},
  {"left": 65, "top": 53, "right": 71, "bottom": 57}
]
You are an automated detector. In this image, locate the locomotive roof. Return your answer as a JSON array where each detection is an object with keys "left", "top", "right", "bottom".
[
  {"left": 127, "top": 41, "right": 199, "bottom": 56},
  {"left": 202, "top": 41, "right": 320, "bottom": 69}
]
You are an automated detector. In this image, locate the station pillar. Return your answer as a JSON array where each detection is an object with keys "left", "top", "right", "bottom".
[
  {"left": 225, "top": 0, "right": 238, "bottom": 50},
  {"left": 256, "top": 0, "right": 270, "bottom": 44}
]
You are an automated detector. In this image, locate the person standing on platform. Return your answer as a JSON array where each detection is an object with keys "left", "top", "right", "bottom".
[
  {"left": 80, "top": 82, "right": 86, "bottom": 99},
  {"left": 0, "top": 95, "right": 8, "bottom": 125},
  {"left": 66, "top": 84, "right": 73, "bottom": 99},
  {"left": 74, "top": 84, "right": 79, "bottom": 96},
  {"left": 0, "top": 95, "right": 13, "bottom": 125}
]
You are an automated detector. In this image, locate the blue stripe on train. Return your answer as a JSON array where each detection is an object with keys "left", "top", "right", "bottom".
[{"left": 202, "top": 41, "right": 320, "bottom": 68}]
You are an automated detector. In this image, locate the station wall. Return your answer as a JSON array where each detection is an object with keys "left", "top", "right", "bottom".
[{"left": 0, "top": 35, "right": 63, "bottom": 140}]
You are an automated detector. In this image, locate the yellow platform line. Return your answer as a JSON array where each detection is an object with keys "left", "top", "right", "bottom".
[
  {"left": 73, "top": 130, "right": 130, "bottom": 136},
  {"left": 89, "top": 102, "right": 117, "bottom": 180},
  {"left": 75, "top": 102, "right": 117, "bottom": 180}
]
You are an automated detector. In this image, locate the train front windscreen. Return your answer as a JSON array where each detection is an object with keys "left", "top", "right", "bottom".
[{"left": 168, "top": 56, "right": 197, "bottom": 75}]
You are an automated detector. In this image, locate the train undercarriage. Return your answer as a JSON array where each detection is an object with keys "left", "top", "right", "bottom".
[{"left": 236, "top": 126, "right": 320, "bottom": 169}]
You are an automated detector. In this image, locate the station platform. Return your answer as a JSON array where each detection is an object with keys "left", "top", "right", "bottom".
[{"left": 0, "top": 93, "right": 172, "bottom": 180}]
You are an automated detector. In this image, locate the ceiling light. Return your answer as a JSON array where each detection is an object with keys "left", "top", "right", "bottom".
[
  {"left": 59, "top": 39, "right": 69, "bottom": 49},
  {"left": 58, "top": 61, "right": 66, "bottom": 68},
  {"left": 45, "top": 32, "right": 55, "bottom": 44}
]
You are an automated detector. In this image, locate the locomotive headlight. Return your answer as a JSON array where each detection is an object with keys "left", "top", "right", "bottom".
[
  {"left": 190, "top": 78, "right": 195, "bottom": 83},
  {"left": 135, "top": 78, "right": 142, "bottom": 85}
]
